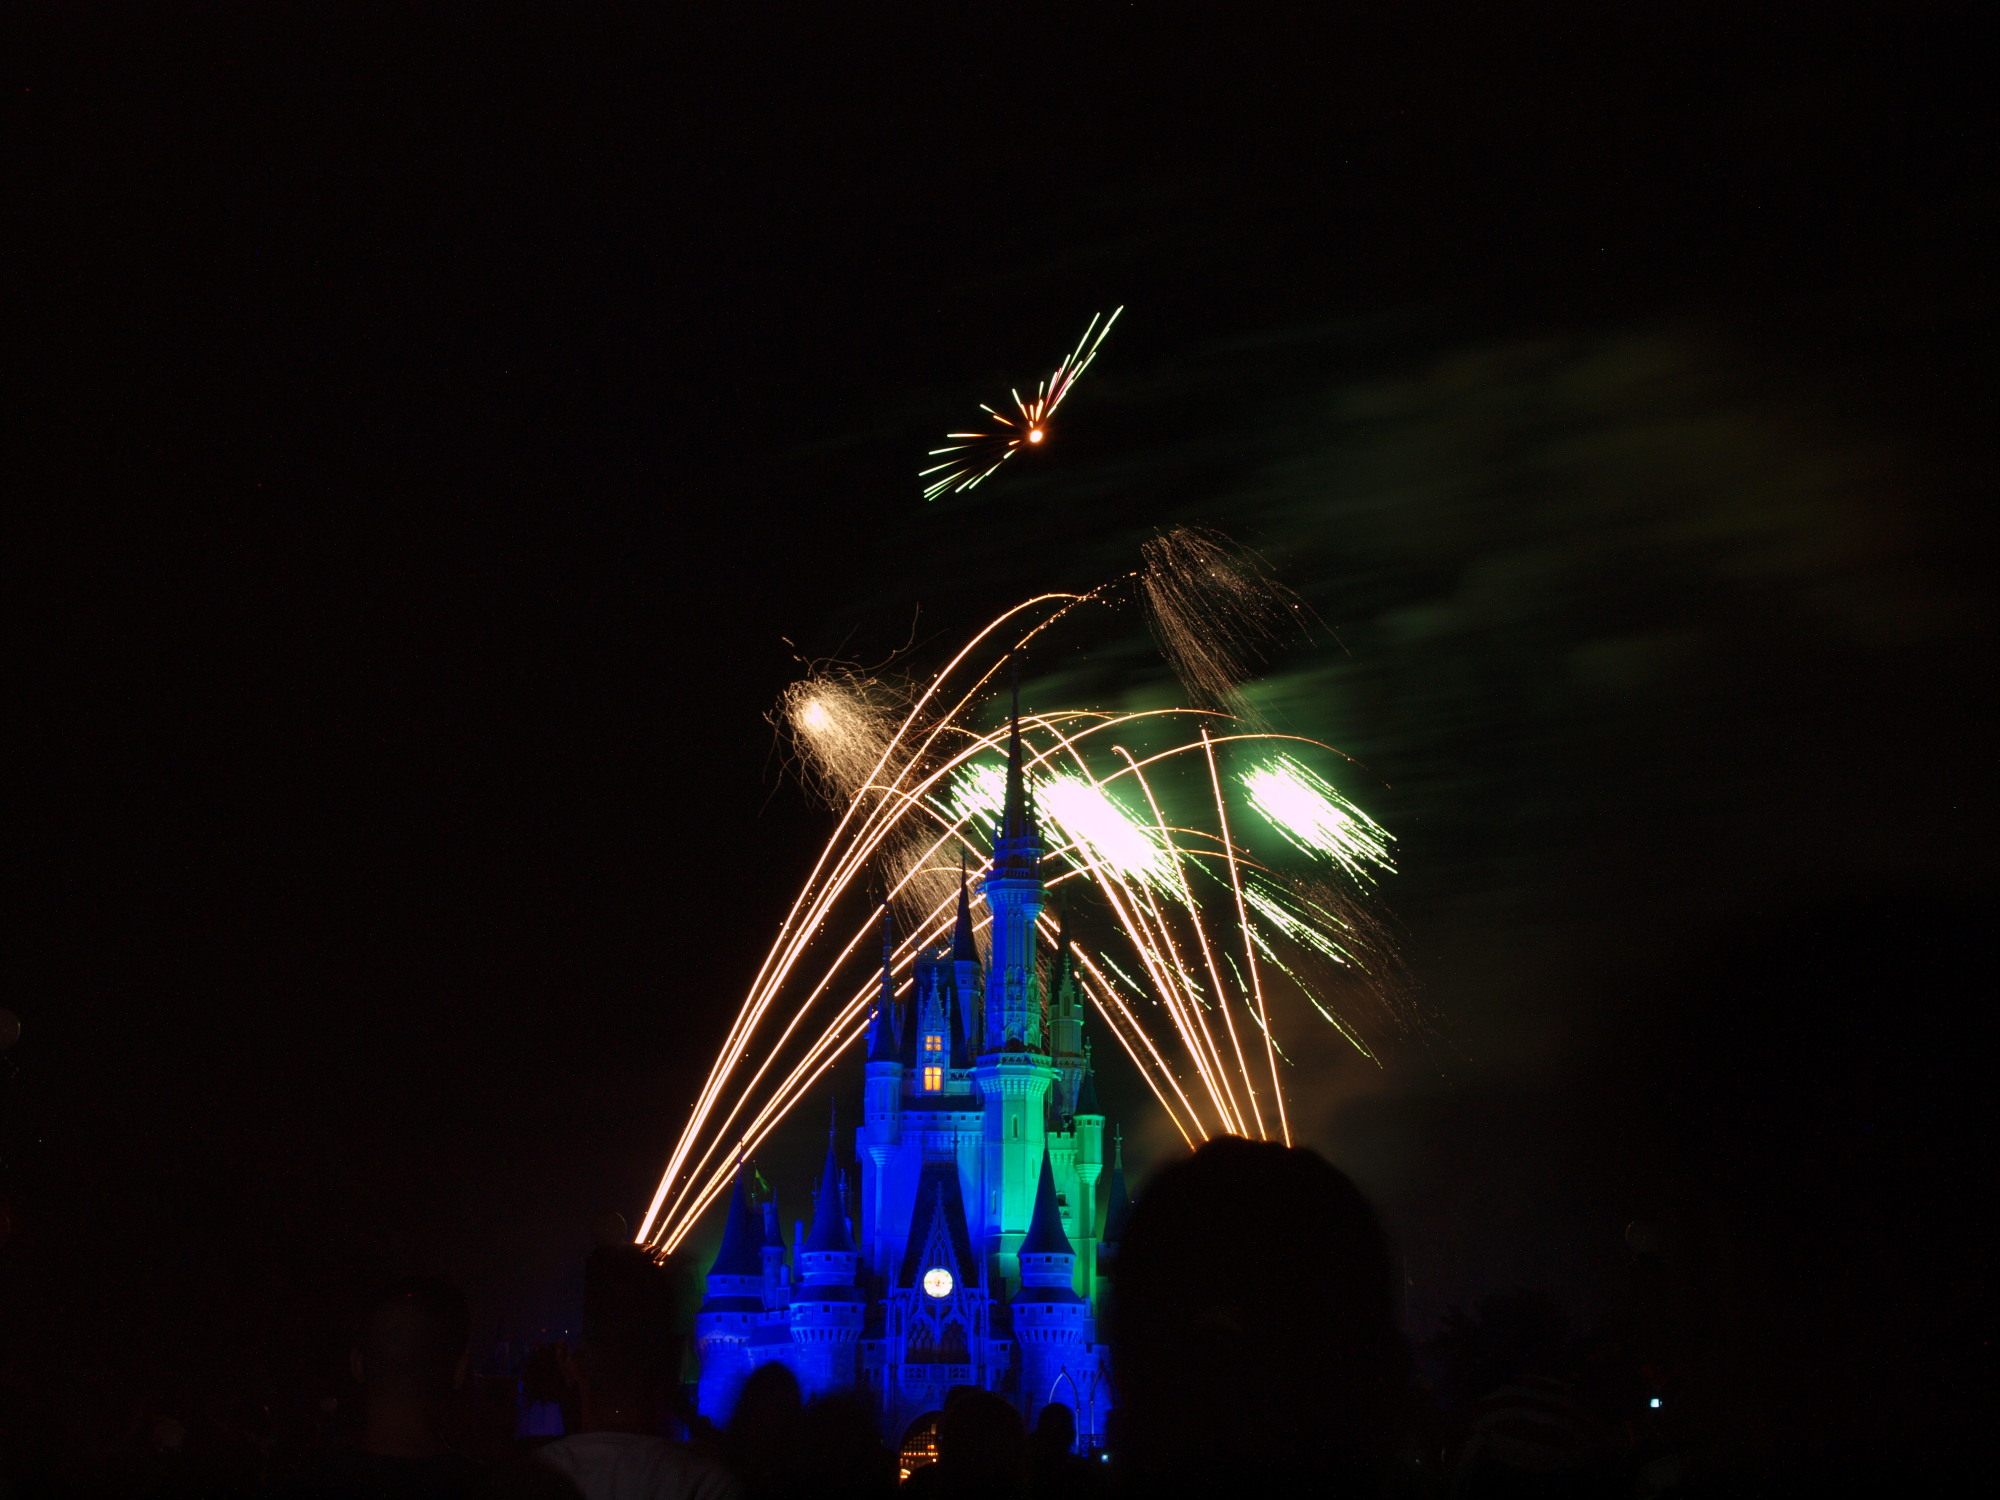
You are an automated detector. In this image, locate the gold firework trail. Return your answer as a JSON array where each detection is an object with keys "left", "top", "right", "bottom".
[{"left": 635, "top": 569, "right": 1404, "bottom": 1257}]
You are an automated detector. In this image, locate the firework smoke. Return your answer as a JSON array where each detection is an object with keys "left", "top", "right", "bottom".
[
  {"left": 779, "top": 673, "right": 909, "bottom": 808},
  {"left": 1140, "top": 526, "right": 1313, "bottom": 721}
]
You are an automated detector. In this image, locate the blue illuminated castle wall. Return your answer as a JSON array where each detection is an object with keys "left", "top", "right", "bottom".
[{"left": 693, "top": 707, "right": 1132, "bottom": 1439}]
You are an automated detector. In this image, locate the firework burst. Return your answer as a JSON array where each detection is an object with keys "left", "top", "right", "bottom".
[
  {"left": 635, "top": 544, "right": 1408, "bottom": 1257},
  {"left": 920, "top": 307, "right": 1123, "bottom": 501}
]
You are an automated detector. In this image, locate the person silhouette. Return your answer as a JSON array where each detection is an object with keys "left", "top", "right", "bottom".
[
  {"left": 1107, "top": 1137, "right": 1406, "bottom": 1499},
  {"left": 899, "top": 1387, "right": 1023, "bottom": 1500},
  {"left": 1025, "top": 1403, "right": 1096, "bottom": 1500},
  {"left": 536, "top": 1245, "right": 739, "bottom": 1500},
  {"left": 722, "top": 1362, "right": 802, "bottom": 1500},
  {"left": 288, "top": 1276, "right": 486, "bottom": 1499}
]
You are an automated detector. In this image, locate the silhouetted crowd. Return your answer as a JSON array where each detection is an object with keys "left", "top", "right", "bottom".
[{"left": 0, "top": 1138, "right": 1980, "bottom": 1499}]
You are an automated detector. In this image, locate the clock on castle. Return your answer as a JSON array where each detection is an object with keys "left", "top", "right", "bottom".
[{"left": 691, "top": 693, "right": 1133, "bottom": 1446}]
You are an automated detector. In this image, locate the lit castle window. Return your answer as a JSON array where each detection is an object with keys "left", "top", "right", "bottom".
[{"left": 922, "top": 1064, "right": 942, "bottom": 1092}]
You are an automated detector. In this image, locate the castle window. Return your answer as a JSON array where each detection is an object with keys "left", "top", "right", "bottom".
[
  {"left": 924, "top": 1033, "right": 943, "bottom": 1054},
  {"left": 922, "top": 1065, "right": 942, "bottom": 1092}
]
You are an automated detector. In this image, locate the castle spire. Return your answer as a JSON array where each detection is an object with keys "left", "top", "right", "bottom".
[
  {"left": 709, "top": 1159, "right": 765, "bottom": 1277},
  {"left": 952, "top": 854, "right": 978, "bottom": 963},
  {"left": 1101, "top": 1124, "right": 1132, "bottom": 1248},
  {"left": 998, "top": 660, "right": 1038, "bottom": 846},
  {"left": 868, "top": 899, "right": 900, "bottom": 1064},
  {"left": 980, "top": 663, "right": 1045, "bottom": 1051},
  {"left": 804, "top": 1103, "right": 856, "bottom": 1253},
  {"left": 1075, "top": 1042, "right": 1101, "bottom": 1115},
  {"left": 1055, "top": 888, "right": 1081, "bottom": 1013}
]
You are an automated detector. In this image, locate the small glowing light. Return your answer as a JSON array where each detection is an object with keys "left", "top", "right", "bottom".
[
  {"left": 923, "top": 1267, "right": 953, "bottom": 1298},
  {"left": 801, "top": 700, "right": 831, "bottom": 731},
  {"left": 1027, "top": 427, "right": 1045, "bottom": 444},
  {"left": 1649, "top": 1397, "right": 1662, "bottom": 1409}
]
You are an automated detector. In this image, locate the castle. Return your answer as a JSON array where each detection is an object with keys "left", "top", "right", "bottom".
[{"left": 692, "top": 698, "right": 1131, "bottom": 1443}]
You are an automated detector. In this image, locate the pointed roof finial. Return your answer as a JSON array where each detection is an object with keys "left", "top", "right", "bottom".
[{"left": 952, "top": 853, "right": 978, "bottom": 963}]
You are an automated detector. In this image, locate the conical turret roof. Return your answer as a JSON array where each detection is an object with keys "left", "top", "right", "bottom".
[
  {"left": 1101, "top": 1127, "right": 1132, "bottom": 1246},
  {"left": 1019, "top": 1146, "right": 1073, "bottom": 1257},
  {"left": 1075, "top": 1053, "right": 1101, "bottom": 1116},
  {"left": 709, "top": 1163, "right": 765, "bottom": 1277},
  {"left": 803, "top": 1127, "right": 857, "bottom": 1253}
]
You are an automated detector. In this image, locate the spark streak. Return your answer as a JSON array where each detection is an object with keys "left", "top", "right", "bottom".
[{"left": 921, "top": 308, "right": 1122, "bottom": 501}]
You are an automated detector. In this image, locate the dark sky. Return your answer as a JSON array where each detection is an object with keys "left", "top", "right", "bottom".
[{"left": 12, "top": 4, "right": 1993, "bottom": 1418}]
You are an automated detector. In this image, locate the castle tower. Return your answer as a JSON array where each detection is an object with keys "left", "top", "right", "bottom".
[
  {"left": 759, "top": 1194, "right": 790, "bottom": 1311},
  {"left": 1072, "top": 1051, "right": 1105, "bottom": 1303},
  {"left": 912, "top": 944, "right": 953, "bottom": 1097},
  {"left": 881, "top": 1163, "right": 997, "bottom": 1432},
  {"left": 1050, "top": 903, "right": 1086, "bottom": 1091},
  {"left": 951, "top": 863, "right": 981, "bottom": 1065},
  {"left": 983, "top": 678, "right": 1045, "bottom": 1053},
  {"left": 789, "top": 1119, "right": 864, "bottom": 1398},
  {"left": 694, "top": 1165, "right": 768, "bottom": 1421},
  {"left": 1097, "top": 1125, "right": 1132, "bottom": 1279},
  {"left": 974, "top": 678, "right": 1059, "bottom": 1287},
  {"left": 1013, "top": 1147, "right": 1092, "bottom": 1417},
  {"left": 862, "top": 905, "right": 905, "bottom": 1274}
]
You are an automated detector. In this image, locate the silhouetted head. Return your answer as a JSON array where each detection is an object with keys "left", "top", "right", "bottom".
[
  {"left": 796, "top": 1393, "right": 898, "bottom": 1500},
  {"left": 937, "top": 1387, "right": 1024, "bottom": 1490},
  {"left": 1030, "top": 1402, "right": 1075, "bottom": 1456},
  {"left": 351, "top": 1276, "right": 470, "bottom": 1405},
  {"left": 573, "top": 1243, "right": 677, "bottom": 1431},
  {"left": 729, "top": 1360, "right": 803, "bottom": 1445},
  {"left": 1110, "top": 1137, "right": 1404, "bottom": 1496}
]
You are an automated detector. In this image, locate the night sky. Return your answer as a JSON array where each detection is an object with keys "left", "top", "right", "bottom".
[{"left": 12, "top": 5, "right": 1993, "bottom": 1431}]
